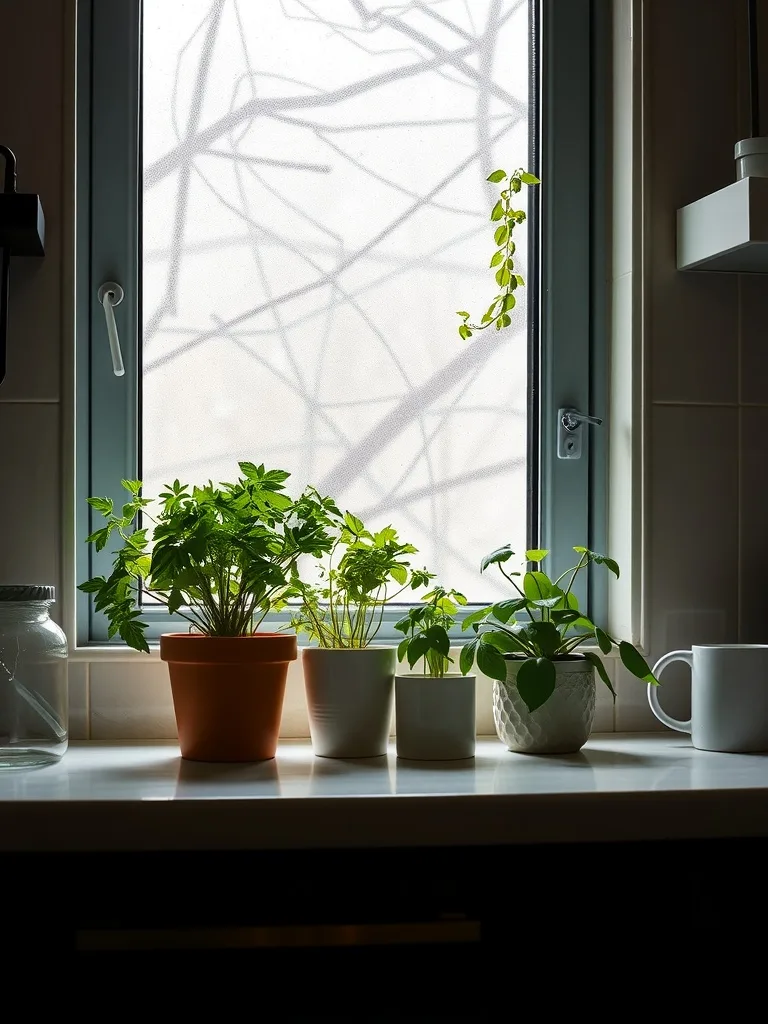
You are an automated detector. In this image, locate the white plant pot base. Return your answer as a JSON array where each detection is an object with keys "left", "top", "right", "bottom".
[
  {"left": 395, "top": 674, "right": 476, "bottom": 760},
  {"left": 303, "top": 647, "right": 395, "bottom": 758},
  {"left": 493, "top": 657, "right": 596, "bottom": 754}
]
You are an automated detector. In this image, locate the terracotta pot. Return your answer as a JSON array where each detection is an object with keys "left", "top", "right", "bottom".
[{"left": 159, "top": 633, "right": 296, "bottom": 762}]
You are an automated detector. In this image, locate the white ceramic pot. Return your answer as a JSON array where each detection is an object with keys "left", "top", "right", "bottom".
[
  {"left": 493, "top": 656, "right": 595, "bottom": 754},
  {"left": 395, "top": 673, "right": 476, "bottom": 760},
  {"left": 303, "top": 646, "right": 395, "bottom": 758}
]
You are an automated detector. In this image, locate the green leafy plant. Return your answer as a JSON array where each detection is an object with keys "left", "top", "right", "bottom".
[
  {"left": 460, "top": 545, "right": 658, "bottom": 713},
  {"left": 79, "top": 463, "right": 340, "bottom": 652},
  {"left": 394, "top": 586, "right": 468, "bottom": 677},
  {"left": 456, "top": 167, "right": 540, "bottom": 339},
  {"left": 291, "top": 512, "right": 433, "bottom": 649}
]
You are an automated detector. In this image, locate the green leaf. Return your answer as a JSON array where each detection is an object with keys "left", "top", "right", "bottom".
[
  {"left": 121, "top": 479, "right": 142, "bottom": 496},
  {"left": 523, "top": 571, "right": 552, "bottom": 600},
  {"left": 343, "top": 511, "right": 365, "bottom": 535},
  {"left": 87, "top": 496, "right": 114, "bottom": 516},
  {"left": 531, "top": 596, "right": 561, "bottom": 609},
  {"left": 619, "top": 641, "right": 657, "bottom": 683},
  {"left": 515, "top": 658, "right": 556, "bottom": 713},
  {"left": 455, "top": 310, "right": 470, "bottom": 318},
  {"left": 397, "top": 637, "right": 410, "bottom": 664},
  {"left": 461, "top": 606, "right": 491, "bottom": 632},
  {"left": 490, "top": 597, "right": 527, "bottom": 623},
  {"left": 501, "top": 294, "right": 516, "bottom": 313},
  {"left": 389, "top": 564, "right": 407, "bottom": 585},
  {"left": 495, "top": 267, "right": 510, "bottom": 287},
  {"left": 602, "top": 557, "right": 620, "bottom": 579},
  {"left": 406, "top": 634, "right": 431, "bottom": 668},
  {"left": 583, "top": 652, "right": 616, "bottom": 700},
  {"left": 483, "top": 629, "right": 522, "bottom": 654},
  {"left": 490, "top": 200, "right": 505, "bottom": 221},
  {"left": 120, "top": 618, "right": 150, "bottom": 654},
  {"left": 458, "top": 324, "right": 472, "bottom": 340},
  {"left": 459, "top": 637, "right": 479, "bottom": 675},
  {"left": 494, "top": 224, "right": 509, "bottom": 246},
  {"left": 520, "top": 171, "right": 540, "bottom": 185},
  {"left": 424, "top": 625, "right": 450, "bottom": 657},
  {"left": 489, "top": 250, "right": 504, "bottom": 268},
  {"left": 480, "top": 545, "right": 515, "bottom": 572},
  {"left": 78, "top": 576, "right": 107, "bottom": 594},
  {"left": 526, "top": 549, "right": 549, "bottom": 563},
  {"left": 498, "top": 314, "right": 511, "bottom": 328},
  {"left": 476, "top": 642, "right": 507, "bottom": 682},
  {"left": 86, "top": 526, "right": 111, "bottom": 552},
  {"left": 487, "top": 169, "right": 507, "bottom": 182},
  {"left": 595, "top": 627, "right": 613, "bottom": 654},
  {"left": 551, "top": 609, "right": 581, "bottom": 625},
  {"left": 527, "top": 621, "right": 562, "bottom": 658}
]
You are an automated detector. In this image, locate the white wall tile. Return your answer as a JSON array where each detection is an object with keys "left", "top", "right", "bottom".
[
  {"left": 90, "top": 661, "right": 177, "bottom": 740},
  {"left": 739, "top": 407, "right": 768, "bottom": 643},
  {"left": 615, "top": 662, "right": 664, "bottom": 732},
  {"left": 67, "top": 660, "right": 88, "bottom": 740}
]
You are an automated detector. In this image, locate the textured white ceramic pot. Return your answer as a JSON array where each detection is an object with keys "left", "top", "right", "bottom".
[
  {"left": 395, "top": 673, "right": 476, "bottom": 760},
  {"left": 493, "top": 656, "right": 596, "bottom": 754},
  {"left": 303, "top": 646, "right": 396, "bottom": 758}
]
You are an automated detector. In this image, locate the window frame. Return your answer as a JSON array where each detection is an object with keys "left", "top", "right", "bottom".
[{"left": 76, "top": 0, "right": 604, "bottom": 648}]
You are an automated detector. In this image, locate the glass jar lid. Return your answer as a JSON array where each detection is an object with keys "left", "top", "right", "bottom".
[{"left": 0, "top": 585, "right": 55, "bottom": 601}]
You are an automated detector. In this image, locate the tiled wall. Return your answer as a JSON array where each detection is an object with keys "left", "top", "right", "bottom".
[
  {"left": 1, "top": 0, "right": 766, "bottom": 739},
  {"left": 614, "top": 0, "right": 768, "bottom": 729}
]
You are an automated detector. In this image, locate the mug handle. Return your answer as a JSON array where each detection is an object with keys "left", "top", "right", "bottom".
[{"left": 647, "top": 650, "right": 693, "bottom": 734}]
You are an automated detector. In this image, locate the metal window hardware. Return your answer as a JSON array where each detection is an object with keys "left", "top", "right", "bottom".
[
  {"left": 97, "top": 281, "right": 125, "bottom": 377},
  {"left": 557, "top": 407, "right": 603, "bottom": 459}
]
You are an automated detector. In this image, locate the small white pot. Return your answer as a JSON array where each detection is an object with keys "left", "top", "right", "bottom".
[
  {"left": 493, "top": 656, "right": 596, "bottom": 754},
  {"left": 395, "top": 673, "right": 476, "bottom": 760},
  {"left": 303, "top": 646, "right": 395, "bottom": 758}
]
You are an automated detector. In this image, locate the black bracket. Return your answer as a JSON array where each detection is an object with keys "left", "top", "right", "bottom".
[{"left": 0, "top": 144, "right": 46, "bottom": 387}]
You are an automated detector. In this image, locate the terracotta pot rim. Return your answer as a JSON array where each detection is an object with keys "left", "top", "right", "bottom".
[{"left": 160, "top": 631, "right": 297, "bottom": 665}]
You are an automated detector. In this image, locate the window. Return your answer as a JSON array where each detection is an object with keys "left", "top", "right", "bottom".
[{"left": 76, "top": 0, "right": 603, "bottom": 646}]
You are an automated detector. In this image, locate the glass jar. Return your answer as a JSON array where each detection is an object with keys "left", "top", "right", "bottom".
[{"left": 0, "top": 586, "right": 68, "bottom": 768}]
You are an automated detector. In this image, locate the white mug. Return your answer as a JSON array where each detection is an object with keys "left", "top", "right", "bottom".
[{"left": 648, "top": 644, "right": 768, "bottom": 752}]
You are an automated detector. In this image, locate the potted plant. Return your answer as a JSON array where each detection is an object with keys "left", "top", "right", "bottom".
[
  {"left": 79, "top": 463, "right": 339, "bottom": 762},
  {"left": 460, "top": 545, "right": 658, "bottom": 754},
  {"left": 455, "top": 166, "right": 539, "bottom": 340},
  {"left": 292, "top": 512, "right": 432, "bottom": 758},
  {"left": 393, "top": 587, "right": 476, "bottom": 760}
]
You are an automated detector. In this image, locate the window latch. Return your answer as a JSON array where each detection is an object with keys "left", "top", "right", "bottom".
[
  {"left": 97, "top": 281, "right": 125, "bottom": 377},
  {"left": 557, "top": 407, "right": 603, "bottom": 459}
]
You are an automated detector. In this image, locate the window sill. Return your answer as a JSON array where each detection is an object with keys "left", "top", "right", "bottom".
[{"left": 3, "top": 734, "right": 768, "bottom": 851}]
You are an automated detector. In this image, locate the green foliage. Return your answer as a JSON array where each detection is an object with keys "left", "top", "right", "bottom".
[
  {"left": 457, "top": 167, "right": 540, "bottom": 339},
  {"left": 460, "top": 546, "right": 657, "bottom": 712},
  {"left": 394, "top": 586, "right": 468, "bottom": 677},
  {"left": 79, "top": 465, "right": 340, "bottom": 652},
  {"left": 291, "top": 512, "right": 432, "bottom": 649}
]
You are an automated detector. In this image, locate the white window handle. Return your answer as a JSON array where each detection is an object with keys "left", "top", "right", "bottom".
[{"left": 97, "top": 281, "right": 125, "bottom": 377}]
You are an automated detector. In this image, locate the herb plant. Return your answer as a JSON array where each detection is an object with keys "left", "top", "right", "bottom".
[
  {"left": 394, "top": 586, "right": 468, "bottom": 677},
  {"left": 291, "top": 512, "right": 432, "bottom": 649},
  {"left": 79, "top": 463, "right": 339, "bottom": 652},
  {"left": 460, "top": 545, "right": 658, "bottom": 713},
  {"left": 456, "top": 167, "right": 540, "bottom": 339}
]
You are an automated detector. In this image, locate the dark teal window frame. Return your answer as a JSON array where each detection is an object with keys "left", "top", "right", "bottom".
[{"left": 76, "top": 0, "right": 606, "bottom": 647}]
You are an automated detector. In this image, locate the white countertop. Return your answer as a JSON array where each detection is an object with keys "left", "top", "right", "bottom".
[{"left": 3, "top": 733, "right": 768, "bottom": 851}]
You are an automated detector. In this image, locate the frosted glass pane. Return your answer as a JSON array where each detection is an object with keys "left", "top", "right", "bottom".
[{"left": 142, "top": 0, "right": 531, "bottom": 602}]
